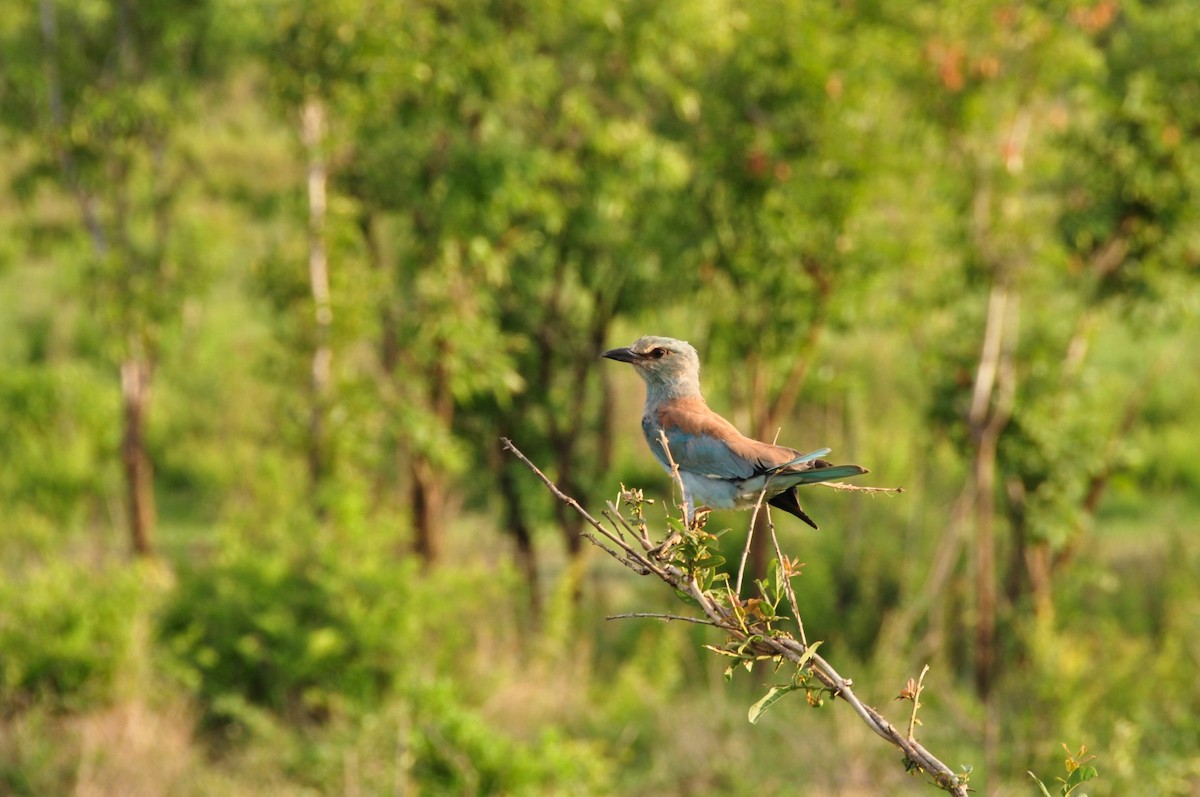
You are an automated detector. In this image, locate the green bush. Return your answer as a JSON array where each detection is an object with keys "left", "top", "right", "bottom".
[
  {"left": 159, "top": 533, "right": 422, "bottom": 724},
  {"left": 406, "top": 681, "right": 615, "bottom": 797},
  {"left": 0, "top": 562, "right": 145, "bottom": 713},
  {"left": 0, "top": 365, "right": 115, "bottom": 548}
]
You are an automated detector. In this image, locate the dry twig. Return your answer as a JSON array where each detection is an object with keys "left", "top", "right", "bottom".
[{"left": 816, "top": 481, "right": 905, "bottom": 494}]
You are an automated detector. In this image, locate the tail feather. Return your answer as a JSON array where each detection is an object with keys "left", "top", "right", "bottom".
[
  {"left": 766, "top": 462, "right": 868, "bottom": 529},
  {"left": 771, "top": 448, "right": 832, "bottom": 471},
  {"left": 768, "top": 489, "right": 820, "bottom": 530},
  {"left": 777, "top": 463, "right": 868, "bottom": 487}
]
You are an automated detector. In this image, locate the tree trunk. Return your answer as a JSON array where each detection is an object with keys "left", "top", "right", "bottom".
[
  {"left": 409, "top": 345, "right": 457, "bottom": 565},
  {"left": 967, "top": 280, "right": 1018, "bottom": 699},
  {"left": 121, "top": 358, "right": 156, "bottom": 557},
  {"left": 746, "top": 304, "right": 827, "bottom": 585},
  {"left": 971, "top": 425, "right": 1000, "bottom": 697},
  {"left": 498, "top": 458, "right": 541, "bottom": 619},
  {"left": 301, "top": 96, "right": 333, "bottom": 496},
  {"left": 410, "top": 456, "right": 445, "bottom": 564},
  {"left": 550, "top": 446, "right": 586, "bottom": 559}
]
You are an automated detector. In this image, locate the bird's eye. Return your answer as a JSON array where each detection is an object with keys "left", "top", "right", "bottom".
[{"left": 648, "top": 347, "right": 667, "bottom": 359}]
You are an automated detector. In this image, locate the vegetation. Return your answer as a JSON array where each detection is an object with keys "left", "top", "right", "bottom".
[{"left": 2, "top": 0, "right": 1199, "bottom": 794}]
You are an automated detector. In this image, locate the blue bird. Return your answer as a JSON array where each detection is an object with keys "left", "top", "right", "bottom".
[{"left": 602, "top": 336, "right": 866, "bottom": 529}]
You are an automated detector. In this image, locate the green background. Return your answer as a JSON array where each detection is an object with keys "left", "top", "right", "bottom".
[{"left": 1, "top": 0, "right": 1198, "bottom": 794}]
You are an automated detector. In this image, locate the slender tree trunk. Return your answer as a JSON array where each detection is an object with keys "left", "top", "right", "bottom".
[
  {"left": 595, "top": 325, "right": 616, "bottom": 476},
  {"left": 1025, "top": 540, "right": 1055, "bottom": 619},
  {"left": 967, "top": 280, "right": 1018, "bottom": 698},
  {"left": 551, "top": 447, "right": 585, "bottom": 559},
  {"left": 301, "top": 96, "right": 333, "bottom": 495},
  {"left": 759, "top": 259, "right": 830, "bottom": 438},
  {"left": 1003, "top": 477, "right": 1029, "bottom": 605},
  {"left": 551, "top": 343, "right": 590, "bottom": 558},
  {"left": 121, "top": 358, "right": 156, "bottom": 557},
  {"left": 971, "top": 423, "right": 1000, "bottom": 696},
  {"left": 498, "top": 457, "right": 541, "bottom": 619},
  {"left": 409, "top": 346, "right": 455, "bottom": 565},
  {"left": 745, "top": 275, "right": 829, "bottom": 585},
  {"left": 409, "top": 456, "right": 445, "bottom": 564},
  {"left": 357, "top": 211, "right": 402, "bottom": 375}
]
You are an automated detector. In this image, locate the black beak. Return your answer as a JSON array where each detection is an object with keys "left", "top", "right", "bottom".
[{"left": 601, "top": 347, "right": 639, "bottom": 363}]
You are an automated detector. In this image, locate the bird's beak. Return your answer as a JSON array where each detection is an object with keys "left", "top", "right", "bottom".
[{"left": 601, "top": 346, "right": 639, "bottom": 363}]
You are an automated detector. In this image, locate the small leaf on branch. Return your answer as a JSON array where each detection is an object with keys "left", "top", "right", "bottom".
[
  {"left": 748, "top": 684, "right": 800, "bottom": 724},
  {"left": 780, "top": 555, "right": 805, "bottom": 578},
  {"left": 1065, "top": 764, "right": 1098, "bottom": 787},
  {"left": 703, "top": 645, "right": 744, "bottom": 658},
  {"left": 793, "top": 640, "right": 822, "bottom": 672}
]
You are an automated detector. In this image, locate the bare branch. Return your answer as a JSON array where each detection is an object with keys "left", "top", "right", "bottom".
[
  {"left": 500, "top": 438, "right": 654, "bottom": 575},
  {"left": 656, "top": 429, "right": 690, "bottom": 522},
  {"left": 736, "top": 472, "right": 773, "bottom": 595},
  {"left": 815, "top": 481, "right": 905, "bottom": 494},
  {"left": 737, "top": 427, "right": 783, "bottom": 595},
  {"left": 606, "top": 612, "right": 724, "bottom": 627}
]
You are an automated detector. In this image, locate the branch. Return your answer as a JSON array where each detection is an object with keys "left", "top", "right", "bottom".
[
  {"left": 815, "top": 481, "right": 904, "bottom": 495},
  {"left": 500, "top": 438, "right": 661, "bottom": 577},
  {"left": 606, "top": 612, "right": 724, "bottom": 627},
  {"left": 502, "top": 438, "right": 969, "bottom": 796}
]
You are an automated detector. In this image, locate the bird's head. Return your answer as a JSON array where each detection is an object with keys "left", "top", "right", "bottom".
[{"left": 601, "top": 336, "right": 702, "bottom": 398}]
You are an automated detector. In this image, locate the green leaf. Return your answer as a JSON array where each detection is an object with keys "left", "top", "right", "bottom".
[
  {"left": 793, "top": 640, "right": 822, "bottom": 673},
  {"left": 748, "top": 684, "right": 799, "bottom": 724},
  {"left": 703, "top": 644, "right": 741, "bottom": 658},
  {"left": 1066, "top": 765, "right": 1098, "bottom": 787}
]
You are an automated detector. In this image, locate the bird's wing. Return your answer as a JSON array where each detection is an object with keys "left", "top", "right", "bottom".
[{"left": 652, "top": 397, "right": 803, "bottom": 480}]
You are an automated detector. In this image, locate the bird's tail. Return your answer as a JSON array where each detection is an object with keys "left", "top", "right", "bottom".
[
  {"left": 774, "top": 463, "right": 868, "bottom": 488},
  {"left": 766, "top": 448, "right": 868, "bottom": 487},
  {"left": 772, "top": 448, "right": 832, "bottom": 470}
]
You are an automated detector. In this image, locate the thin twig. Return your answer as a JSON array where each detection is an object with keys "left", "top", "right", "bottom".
[
  {"left": 602, "top": 506, "right": 641, "bottom": 546},
  {"left": 601, "top": 508, "right": 630, "bottom": 543},
  {"left": 737, "top": 428, "right": 785, "bottom": 594},
  {"left": 606, "top": 612, "right": 724, "bottom": 627},
  {"left": 816, "top": 481, "right": 904, "bottom": 494},
  {"left": 736, "top": 474, "right": 773, "bottom": 595},
  {"left": 500, "top": 438, "right": 653, "bottom": 574},
  {"left": 766, "top": 505, "right": 808, "bottom": 647},
  {"left": 656, "top": 430, "right": 690, "bottom": 522},
  {"left": 606, "top": 498, "right": 655, "bottom": 548},
  {"left": 908, "top": 664, "right": 931, "bottom": 742}
]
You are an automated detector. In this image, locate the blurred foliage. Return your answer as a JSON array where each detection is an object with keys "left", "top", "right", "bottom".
[
  {"left": 1, "top": 0, "right": 1199, "bottom": 794},
  {"left": 0, "top": 562, "right": 146, "bottom": 714}
]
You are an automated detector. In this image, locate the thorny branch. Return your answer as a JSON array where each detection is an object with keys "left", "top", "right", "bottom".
[{"left": 501, "top": 437, "right": 969, "bottom": 797}]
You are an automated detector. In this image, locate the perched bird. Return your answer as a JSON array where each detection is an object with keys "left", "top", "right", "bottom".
[{"left": 602, "top": 336, "right": 866, "bottom": 529}]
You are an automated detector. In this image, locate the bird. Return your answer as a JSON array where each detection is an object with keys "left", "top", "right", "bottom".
[{"left": 602, "top": 335, "right": 867, "bottom": 529}]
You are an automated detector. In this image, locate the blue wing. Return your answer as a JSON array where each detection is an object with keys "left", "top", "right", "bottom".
[{"left": 644, "top": 414, "right": 784, "bottom": 479}]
